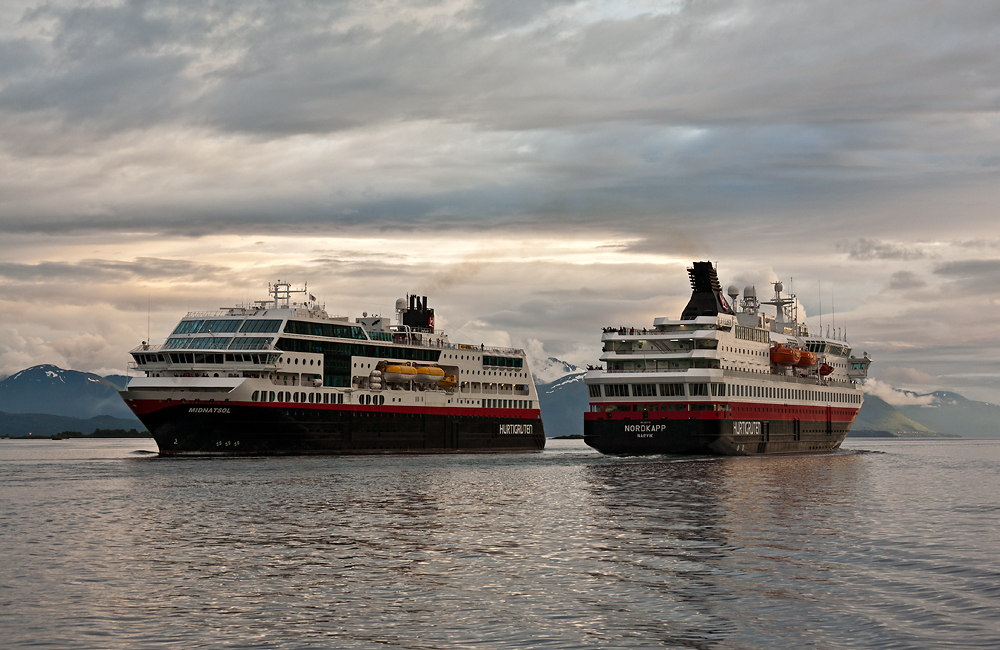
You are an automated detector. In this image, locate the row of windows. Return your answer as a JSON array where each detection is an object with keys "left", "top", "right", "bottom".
[
  {"left": 735, "top": 325, "right": 768, "bottom": 343},
  {"left": 730, "top": 384, "right": 861, "bottom": 403},
  {"left": 592, "top": 382, "right": 862, "bottom": 403},
  {"left": 806, "top": 341, "right": 850, "bottom": 356},
  {"left": 164, "top": 336, "right": 274, "bottom": 351},
  {"left": 284, "top": 320, "right": 368, "bottom": 340},
  {"left": 171, "top": 319, "right": 283, "bottom": 335},
  {"left": 488, "top": 396, "right": 532, "bottom": 409},
  {"left": 598, "top": 383, "right": 724, "bottom": 398},
  {"left": 248, "top": 391, "right": 533, "bottom": 410},
  {"left": 596, "top": 403, "right": 719, "bottom": 412},
  {"left": 276, "top": 337, "right": 441, "bottom": 362},
  {"left": 243, "top": 320, "right": 283, "bottom": 333},
  {"left": 167, "top": 352, "right": 280, "bottom": 364},
  {"left": 140, "top": 352, "right": 274, "bottom": 365},
  {"left": 253, "top": 390, "right": 348, "bottom": 404},
  {"left": 482, "top": 355, "right": 524, "bottom": 368}
]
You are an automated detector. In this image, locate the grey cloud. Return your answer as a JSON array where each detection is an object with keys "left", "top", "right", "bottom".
[
  {"left": 2, "top": 1, "right": 1000, "bottom": 235},
  {"left": 839, "top": 238, "right": 926, "bottom": 261},
  {"left": 0, "top": 257, "right": 229, "bottom": 282},
  {"left": 5, "top": 1, "right": 1000, "bottom": 134},
  {"left": 934, "top": 259, "right": 1000, "bottom": 277},
  {"left": 933, "top": 259, "right": 1000, "bottom": 295},
  {"left": 887, "top": 270, "right": 926, "bottom": 290}
]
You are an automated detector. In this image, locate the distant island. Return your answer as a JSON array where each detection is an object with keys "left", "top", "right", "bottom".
[{"left": 4, "top": 428, "right": 152, "bottom": 440}]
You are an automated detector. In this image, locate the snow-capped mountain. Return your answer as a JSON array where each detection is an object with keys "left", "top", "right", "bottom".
[
  {"left": 533, "top": 358, "right": 588, "bottom": 437},
  {"left": 0, "top": 365, "right": 137, "bottom": 420}
]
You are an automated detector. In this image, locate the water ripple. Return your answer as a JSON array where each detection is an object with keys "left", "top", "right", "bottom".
[{"left": 1, "top": 438, "right": 998, "bottom": 649}]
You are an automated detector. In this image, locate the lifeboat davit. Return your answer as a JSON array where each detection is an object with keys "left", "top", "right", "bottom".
[
  {"left": 413, "top": 366, "right": 446, "bottom": 384},
  {"left": 818, "top": 363, "right": 834, "bottom": 376},
  {"left": 796, "top": 350, "right": 817, "bottom": 367},
  {"left": 770, "top": 345, "right": 801, "bottom": 365},
  {"left": 382, "top": 364, "right": 417, "bottom": 383}
]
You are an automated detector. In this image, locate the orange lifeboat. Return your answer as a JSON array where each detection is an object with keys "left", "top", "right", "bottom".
[
  {"left": 818, "top": 363, "right": 834, "bottom": 376},
  {"left": 796, "top": 350, "right": 817, "bottom": 367},
  {"left": 770, "top": 345, "right": 801, "bottom": 365}
]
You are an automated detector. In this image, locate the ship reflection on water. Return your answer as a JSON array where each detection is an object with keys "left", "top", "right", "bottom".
[
  {"left": 579, "top": 452, "right": 869, "bottom": 646},
  {"left": 4, "top": 439, "right": 998, "bottom": 649}
]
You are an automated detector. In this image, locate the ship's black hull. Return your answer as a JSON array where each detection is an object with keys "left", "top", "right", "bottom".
[
  {"left": 134, "top": 403, "right": 545, "bottom": 455},
  {"left": 584, "top": 417, "right": 850, "bottom": 456}
]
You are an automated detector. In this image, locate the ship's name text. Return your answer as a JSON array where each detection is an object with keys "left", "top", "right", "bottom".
[
  {"left": 626, "top": 424, "right": 665, "bottom": 435},
  {"left": 733, "top": 421, "right": 762, "bottom": 436},
  {"left": 188, "top": 407, "right": 232, "bottom": 414},
  {"left": 499, "top": 424, "right": 533, "bottom": 435}
]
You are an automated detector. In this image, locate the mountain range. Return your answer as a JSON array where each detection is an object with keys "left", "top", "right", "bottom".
[
  {"left": 2, "top": 361, "right": 998, "bottom": 439},
  {"left": 0, "top": 365, "right": 143, "bottom": 436}
]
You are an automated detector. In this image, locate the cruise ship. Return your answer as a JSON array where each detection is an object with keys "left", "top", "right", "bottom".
[
  {"left": 583, "top": 262, "right": 871, "bottom": 455},
  {"left": 120, "top": 282, "right": 545, "bottom": 455}
]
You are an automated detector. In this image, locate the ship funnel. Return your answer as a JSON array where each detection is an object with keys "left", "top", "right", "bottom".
[{"left": 679, "top": 261, "right": 730, "bottom": 319}]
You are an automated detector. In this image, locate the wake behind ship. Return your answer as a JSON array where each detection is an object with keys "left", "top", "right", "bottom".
[
  {"left": 120, "top": 282, "right": 545, "bottom": 455},
  {"left": 584, "top": 262, "right": 871, "bottom": 456}
]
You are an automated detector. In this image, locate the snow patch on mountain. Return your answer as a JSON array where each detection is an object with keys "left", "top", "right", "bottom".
[
  {"left": 531, "top": 357, "right": 581, "bottom": 385},
  {"left": 541, "top": 371, "right": 587, "bottom": 393}
]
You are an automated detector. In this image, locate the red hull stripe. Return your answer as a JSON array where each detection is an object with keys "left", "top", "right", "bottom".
[{"left": 585, "top": 401, "right": 859, "bottom": 423}]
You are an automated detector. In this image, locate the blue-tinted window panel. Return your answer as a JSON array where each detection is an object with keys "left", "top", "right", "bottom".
[
  {"left": 198, "top": 319, "right": 243, "bottom": 334},
  {"left": 229, "top": 336, "right": 273, "bottom": 350},
  {"left": 188, "top": 337, "right": 233, "bottom": 350},
  {"left": 171, "top": 320, "right": 203, "bottom": 334}
]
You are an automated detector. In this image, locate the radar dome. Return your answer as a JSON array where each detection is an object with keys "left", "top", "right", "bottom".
[
  {"left": 727, "top": 285, "right": 740, "bottom": 300},
  {"left": 744, "top": 286, "right": 756, "bottom": 299},
  {"left": 395, "top": 298, "right": 406, "bottom": 311},
  {"left": 774, "top": 282, "right": 784, "bottom": 293}
]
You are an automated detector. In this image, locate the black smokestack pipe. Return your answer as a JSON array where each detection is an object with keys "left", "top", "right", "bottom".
[{"left": 423, "top": 296, "right": 427, "bottom": 311}]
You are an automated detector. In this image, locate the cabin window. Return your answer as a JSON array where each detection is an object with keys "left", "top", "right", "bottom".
[
  {"left": 631, "top": 384, "right": 656, "bottom": 397},
  {"left": 688, "top": 383, "right": 709, "bottom": 397},
  {"left": 659, "top": 383, "right": 685, "bottom": 397},
  {"left": 252, "top": 391, "right": 259, "bottom": 401},
  {"left": 603, "top": 384, "right": 629, "bottom": 398}
]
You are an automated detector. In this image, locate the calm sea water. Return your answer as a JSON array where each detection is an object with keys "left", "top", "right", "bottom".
[{"left": 2, "top": 437, "right": 998, "bottom": 649}]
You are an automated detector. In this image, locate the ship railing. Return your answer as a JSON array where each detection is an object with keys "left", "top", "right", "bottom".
[
  {"left": 184, "top": 309, "right": 264, "bottom": 318},
  {"left": 130, "top": 343, "right": 164, "bottom": 352},
  {"left": 401, "top": 337, "right": 525, "bottom": 356},
  {"left": 604, "top": 367, "right": 718, "bottom": 373}
]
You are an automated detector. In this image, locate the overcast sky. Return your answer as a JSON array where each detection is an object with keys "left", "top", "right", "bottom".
[{"left": 2, "top": 0, "right": 1000, "bottom": 402}]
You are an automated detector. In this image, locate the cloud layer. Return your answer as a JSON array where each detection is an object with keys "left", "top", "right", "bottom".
[{"left": 2, "top": 1, "right": 1000, "bottom": 401}]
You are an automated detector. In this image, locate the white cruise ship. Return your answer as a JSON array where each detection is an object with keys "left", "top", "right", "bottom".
[
  {"left": 584, "top": 262, "right": 871, "bottom": 455},
  {"left": 120, "top": 282, "right": 544, "bottom": 454}
]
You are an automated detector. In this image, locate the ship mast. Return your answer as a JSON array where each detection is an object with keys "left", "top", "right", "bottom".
[{"left": 267, "top": 280, "right": 307, "bottom": 309}]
